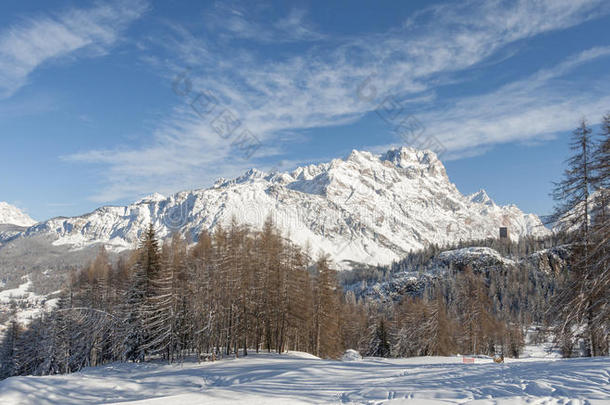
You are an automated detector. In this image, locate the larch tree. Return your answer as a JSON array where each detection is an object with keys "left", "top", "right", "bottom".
[
  {"left": 456, "top": 266, "right": 497, "bottom": 355},
  {"left": 421, "top": 292, "right": 455, "bottom": 356},
  {"left": 549, "top": 119, "right": 597, "bottom": 356},
  {"left": 313, "top": 255, "right": 341, "bottom": 358},
  {"left": 589, "top": 113, "right": 610, "bottom": 355}
]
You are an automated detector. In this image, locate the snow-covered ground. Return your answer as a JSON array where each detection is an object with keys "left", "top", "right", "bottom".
[
  {"left": 1, "top": 350, "right": 608, "bottom": 404},
  {"left": 0, "top": 276, "right": 58, "bottom": 334}
]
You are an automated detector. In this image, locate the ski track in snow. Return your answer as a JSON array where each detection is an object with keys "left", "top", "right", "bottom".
[{"left": 1, "top": 352, "right": 608, "bottom": 404}]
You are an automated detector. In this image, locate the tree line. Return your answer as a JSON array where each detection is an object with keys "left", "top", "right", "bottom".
[
  {"left": 1, "top": 115, "right": 608, "bottom": 379},
  {"left": 0, "top": 218, "right": 345, "bottom": 377},
  {"left": 1, "top": 218, "right": 534, "bottom": 378},
  {"left": 354, "top": 258, "right": 540, "bottom": 357}
]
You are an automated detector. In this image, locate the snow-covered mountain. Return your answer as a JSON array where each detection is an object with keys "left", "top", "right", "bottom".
[
  {"left": 4, "top": 147, "right": 549, "bottom": 268},
  {"left": 550, "top": 189, "right": 606, "bottom": 233},
  {"left": 0, "top": 202, "right": 36, "bottom": 227}
]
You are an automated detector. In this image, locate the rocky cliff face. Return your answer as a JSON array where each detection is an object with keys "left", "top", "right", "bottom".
[{"left": 1, "top": 147, "right": 549, "bottom": 270}]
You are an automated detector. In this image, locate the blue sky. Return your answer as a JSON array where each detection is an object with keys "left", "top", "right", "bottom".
[{"left": 1, "top": 0, "right": 609, "bottom": 221}]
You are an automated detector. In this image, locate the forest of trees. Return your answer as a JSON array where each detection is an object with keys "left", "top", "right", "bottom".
[
  {"left": 0, "top": 216, "right": 544, "bottom": 378},
  {"left": 0, "top": 116, "right": 608, "bottom": 379},
  {"left": 0, "top": 218, "right": 530, "bottom": 378},
  {"left": 0, "top": 218, "right": 346, "bottom": 377},
  {"left": 339, "top": 232, "right": 570, "bottom": 288},
  {"left": 547, "top": 115, "right": 610, "bottom": 357}
]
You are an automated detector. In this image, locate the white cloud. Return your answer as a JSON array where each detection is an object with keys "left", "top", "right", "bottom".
[
  {"left": 67, "top": 103, "right": 271, "bottom": 202},
  {"left": 420, "top": 46, "right": 610, "bottom": 155},
  {"left": 0, "top": 0, "right": 147, "bottom": 98},
  {"left": 67, "top": 0, "right": 610, "bottom": 202},
  {"left": 204, "top": 4, "right": 325, "bottom": 43}
]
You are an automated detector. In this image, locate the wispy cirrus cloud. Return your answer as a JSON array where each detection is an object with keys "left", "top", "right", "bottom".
[
  {"left": 203, "top": 3, "right": 325, "bottom": 43},
  {"left": 67, "top": 0, "right": 610, "bottom": 202},
  {"left": 372, "top": 45, "right": 610, "bottom": 160},
  {"left": 67, "top": 104, "right": 265, "bottom": 202},
  {"left": 421, "top": 46, "right": 610, "bottom": 157},
  {"left": 0, "top": 0, "right": 148, "bottom": 98}
]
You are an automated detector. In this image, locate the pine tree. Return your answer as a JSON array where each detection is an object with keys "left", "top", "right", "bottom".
[
  {"left": 0, "top": 315, "right": 22, "bottom": 379},
  {"left": 122, "top": 260, "right": 147, "bottom": 362},
  {"left": 50, "top": 291, "right": 76, "bottom": 374},
  {"left": 123, "top": 224, "right": 161, "bottom": 362},
  {"left": 143, "top": 239, "right": 176, "bottom": 362},
  {"left": 549, "top": 119, "right": 597, "bottom": 356},
  {"left": 366, "top": 319, "right": 391, "bottom": 357}
]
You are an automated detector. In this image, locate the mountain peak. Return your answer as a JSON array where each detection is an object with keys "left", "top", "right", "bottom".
[
  {"left": 4, "top": 146, "right": 549, "bottom": 269},
  {"left": 0, "top": 202, "right": 37, "bottom": 227},
  {"left": 380, "top": 146, "right": 435, "bottom": 165},
  {"left": 238, "top": 168, "right": 266, "bottom": 182},
  {"left": 380, "top": 146, "right": 446, "bottom": 178},
  {"left": 137, "top": 193, "right": 166, "bottom": 204},
  {"left": 346, "top": 149, "right": 376, "bottom": 163},
  {"left": 468, "top": 189, "right": 495, "bottom": 206}
]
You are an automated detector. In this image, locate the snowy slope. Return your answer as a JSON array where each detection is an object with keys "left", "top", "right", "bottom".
[
  {"left": 0, "top": 202, "right": 36, "bottom": 227},
  {"left": 8, "top": 147, "right": 549, "bottom": 268},
  {"left": 0, "top": 276, "right": 58, "bottom": 334},
  {"left": 0, "top": 351, "right": 608, "bottom": 404},
  {"left": 437, "top": 247, "right": 516, "bottom": 267}
]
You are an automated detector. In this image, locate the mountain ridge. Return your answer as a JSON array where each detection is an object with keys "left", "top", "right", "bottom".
[{"left": 2, "top": 147, "right": 549, "bottom": 268}]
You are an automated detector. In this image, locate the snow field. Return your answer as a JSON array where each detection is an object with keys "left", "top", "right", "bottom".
[{"left": 1, "top": 351, "right": 608, "bottom": 404}]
